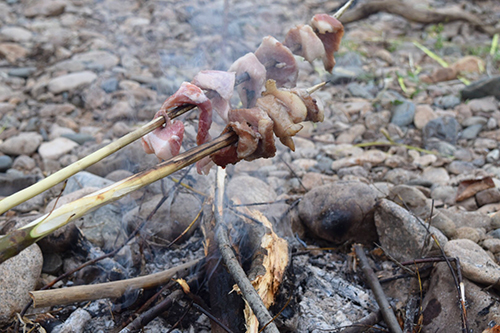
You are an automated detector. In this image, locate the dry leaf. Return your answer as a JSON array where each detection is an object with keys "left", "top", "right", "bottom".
[
  {"left": 176, "top": 278, "right": 190, "bottom": 294},
  {"left": 455, "top": 177, "right": 495, "bottom": 202}
]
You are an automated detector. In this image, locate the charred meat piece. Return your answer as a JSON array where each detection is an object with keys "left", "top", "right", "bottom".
[
  {"left": 283, "top": 24, "right": 326, "bottom": 63},
  {"left": 211, "top": 107, "right": 276, "bottom": 168},
  {"left": 255, "top": 36, "right": 298, "bottom": 88},
  {"left": 310, "top": 14, "right": 344, "bottom": 73},
  {"left": 228, "top": 53, "right": 266, "bottom": 108},
  {"left": 192, "top": 70, "right": 235, "bottom": 122},
  {"left": 262, "top": 80, "right": 307, "bottom": 124},
  {"left": 142, "top": 111, "right": 185, "bottom": 161}
]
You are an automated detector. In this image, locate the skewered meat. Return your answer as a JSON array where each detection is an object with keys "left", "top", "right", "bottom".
[
  {"left": 291, "top": 86, "right": 324, "bottom": 122},
  {"left": 310, "top": 14, "right": 344, "bottom": 73},
  {"left": 255, "top": 36, "right": 298, "bottom": 88},
  {"left": 142, "top": 111, "right": 185, "bottom": 161},
  {"left": 283, "top": 24, "right": 326, "bottom": 63},
  {"left": 228, "top": 53, "right": 266, "bottom": 108},
  {"left": 142, "top": 82, "right": 212, "bottom": 160},
  {"left": 192, "top": 70, "right": 235, "bottom": 122}
]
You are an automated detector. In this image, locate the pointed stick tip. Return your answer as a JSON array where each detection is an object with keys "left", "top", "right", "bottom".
[{"left": 306, "top": 81, "right": 327, "bottom": 94}]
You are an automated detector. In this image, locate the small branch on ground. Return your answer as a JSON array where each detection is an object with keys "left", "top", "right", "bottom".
[
  {"left": 29, "top": 259, "right": 201, "bottom": 308},
  {"left": 354, "top": 244, "right": 403, "bottom": 333},
  {"left": 340, "top": 309, "right": 382, "bottom": 333},
  {"left": 213, "top": 167, "right": 280, "bottom": 333}
]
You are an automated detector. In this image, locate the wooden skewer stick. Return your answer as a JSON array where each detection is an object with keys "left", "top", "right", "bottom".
[
  {"left": 0, "top": 73, "right": 250, "bottom": 215},
  {"left": 29, "top": 259, "right": 201, "bottom": 308},
  {"left": 0, "top": 132, "right": 237, "bottom": 264}
]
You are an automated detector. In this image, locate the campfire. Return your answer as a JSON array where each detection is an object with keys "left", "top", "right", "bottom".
[{"left": 0, "top": 2, "right": 353, "bottom": 332}]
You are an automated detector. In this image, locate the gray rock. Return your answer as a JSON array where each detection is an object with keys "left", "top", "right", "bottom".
[
  {"left": 61, "top": 133, "right": 95, "bottom": 145},
  {"left": 0, "top": 132, "right": 43, "bottom": 156},
  {"left": 486, "top": 149, "right": 499, "bottom": 163},
  {"left": 64, "top": 171, "right": 114, "bottom": 194},
  {"left": 0, "top": 173, "right": 38, "bottom": 196},
  {"left": 414, "top": 104, "right": 437, "bottom": 129},
  {"left": 365, "top": 110, "right": 391, "bottom": 130},
  {"left": 374, "top": 199, "right": 432, "bottom": 261},
  {"left": 101, "top": 78, "right": 119, "bottom": 93},
  {"left": 298, "top": 182, "right": 379, "bottom": 244},
  {"left": 460, "top": 124, "right": 483, "bottom": 139},
  {"left": 462, "top": 75, "right": 500, "bottom": 100},
  {"left": 52, "top": 308, "right": 91, "bottom": 333},
  {"left": 38, "top": 137, "right": 78, "bottom": 160},
  {"left": 424, "top": 139, "right": 457, "bottom": 156},
  {"left": 328, "top": 66, "right": 366, "bottom": 84},
  {"left": 124, "top": 192, "right": 202, "bottom": 245},
  {"left": 0, "top": 244, "right": 43, "bottom": 324},
  {"left": 447, "top": 160, "right": 476, "bottom": 175},
  {"left": 388, "top": 185, "right": 428, "bottom": 217},
  {"left": 71, "top": 51, "right": 119, "bottom": 71},
  {"left": 347, "top": 82, "right": 374, "bottom": 99},
  {"left": 42, "top": 252, "right": 63, "bottom": 275},
  {"left": 0, "top": 27, "right": 32, "bottom": 42},
  {"left": 105, "top": 169, "right": 133, "bottom": 181},
  {"left": 431, "top": 185, "right": 457, "bottom": 206},
  {"left": 423, "top": 117, "right": 461, "bottom": 145},
  {"left": 0, "top": 155, "right": 12, "bottom": 172},
  {"left": 440, "top": 207, "right": 492, "bottom": 230},
  {"left": 8, "top": 67, "right": 36, "bottom": 78},
  {"left": 476, "top": 188, "right": 500, "bottom": 206},
  {"left": 337, "top": 165, "right": 368, "bottom": 179},
  {"left": 421, "top": 167, "right": 449, "bottom": 185},
  {"left": 105, "top": 101, "right": 134, "bottom": 120},
  {"left": 444, "top": 239, "right": 500, "bottom": 286},
  {"left": 421, "top": 262, "right": 500, "bottom": 333},
  {"left": 461, "top": 116, "right": 488, "bottom": 127},
  {"left": 24, "top": 0, "right": 65, "bottom": 17},
  {"left": 39, "top": 103, "right": 75, "bottom": 117},
  {"left": 453, "top": 226, "right": 483, "bottom": 243},
  {"left": 48, "top": 71, "right": 97, "bottom": 94},
  {"left": 433, "top": 94, "right": 460, "bottom": 109},
  {"left": 391, "top": 101, "right": 415, "bottom": 127}
]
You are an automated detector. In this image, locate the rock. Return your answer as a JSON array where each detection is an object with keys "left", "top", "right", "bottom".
[
  {"left": 0, "top": 173, "right": 38, "bottom": 196},
  {"left": 8, "top": 67, "right": 36, "bottom": 78},
  {"left": 462, "top": 116, "right": 488, "bottom": 127},
  {"left": 24, "top": 0, "right": 66, "bottom": 17},
  {"left": 301, "top": 172, "right": 338, "bottom": 191},
  {"left": 105, "top": 169, "right": 133, "bottom": 181},
  {"left": 491, "top": 212, "right": 500, "bottom": 229},
  {"left": 461, "top": 75, "right": 500, "bottom": 100},
  {"left": 414, "top": 104, "right": 437, "bottom": 129},
  {"left": 364, "top": 110, "right": 391, "bottom": 130},
  {"left": 423, "top": 117, "right": 461, "bottom": 145},
  {"left": 39, "top": 103, "right": 75, "bottom": 117},
  {"left": 0, "top": 43, "right": 28, "bottom": 63},
  {"left": 38, "top": 137, "right": 78, "bottom": 160},
  {"left": 48, "top": 71, "right": 97, "bottom": 94},
  {"left": 337, "top": 166, "right": 368, "bottom": 179},
  {"left": 412, "top": 154, "right": 437, "bottom": 168},
  {"left": 453, "top": 226, "right": 483, "bottom": 243},
  {"left": 124, "top": 192, "right": 202, "bottom": 245},
  {"left": 52, "top": 308, "right": 91, "bottom": 333},
  {"left": 347, "top": 82, "right": 374, "bottom": 99},
  {"left": 331, "top": 149, "right": 387, "bottom": 170},
  {"left": 460, "top": 124, "right": 483, "bottom": 139},
  {"left": 421, "top": 262, "right": 500, "bottom": 333},
  {"left": 421, "top": 167, "right": 449, "bottom": 185},
  {"left": 431, "top": 186, "right": 457, "bottom": 206},
  {"left": 391, "top": 101, "right": 415, "bottom": 127},
  {"left": 388, "top": 185, "right": 428, "bottom": 217},
  {"left": 434, "top": 95, "right": 460, "bottom": 109},
  {"left": 71, "top": 50, "right": 119, "bottom": 71},
  {"left": 0, "top": 27, "right": 32, "bottom": 42},
  {"left": 0, "top": 132, "right": 43, "bottom": 156},
  {"left": 468, "top": 96, "right": 497, "bottom": 113},
  {"left": 444, "top": 239, "right": 500, "bottom": 286},
  {"left": 476, "top": 188, "right": 500, "bottom": 206},
  {"left": 447, "top": 161, "right": 476, "bottom": 175},
  {"left": 101, "top": 78, "right": 119, "bottom": 93},
  {"left": 374, "top": 199, "right": 432, "bottom": 261},
  {"left": 450, "top": 55, "right": 485, "bottom": 74},
  {"left": 64, "top": 171, "right": 114, "bottom": 194},
  {"left": 12, "top": 155, "right": 36, "bottom": 171},
  {"left": 0, "top": 155, "right": 12, "bottom": 172},
  {"left": 298, "top": 182, "right": 379, "bottom": 244},
  {"left": 0, "top": 244, "right": 43, "bottom": 324},
  {"left": 483, "top": 238, "right": 500, "bottom": 254},
  {"left": 440, "top": 207, "right": 492, "bottom": 230},
  {"left": 105, "top": 100, "right": 134, "bottom": 120},
  {"left": 336, "top": 124, "right": 366, "bottom": 143}
]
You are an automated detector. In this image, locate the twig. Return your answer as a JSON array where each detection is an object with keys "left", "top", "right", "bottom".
[
  {"left": 214, "top": 167, "right": 280, "bottom": 333},
  {"left": 29, "top": 259, "right": 201, "bottom": 308},
  {"left": 354, "top": 244, "right": 403, "bottom": 333},
  {"left": 192, "top": 303, "right": 235, "bottom": 333},
  {"left": 0, "top": 131, "right": 238, "bottom": 264},
  {"left": 333, "top": 0, "right": 355, "bottom": 19},
  {"left": 340, "top": 309, "right": 382, "bottom": 333},
  {"left": 119, "top": 289, "right": 184, "bottom": 333}
]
